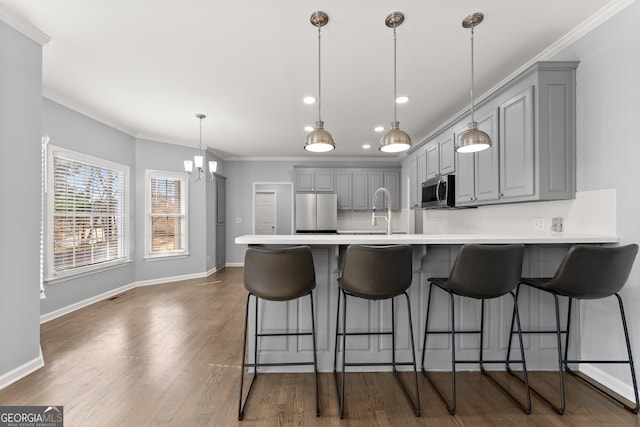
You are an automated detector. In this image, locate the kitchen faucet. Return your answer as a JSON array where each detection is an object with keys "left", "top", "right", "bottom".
[{"left": 371, "top": 187, "right": 392, "bottom": 235}]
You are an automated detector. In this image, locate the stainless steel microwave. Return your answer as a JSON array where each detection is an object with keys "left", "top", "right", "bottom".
[{"left": 421, "top": 175, "right": 455, "bottom": 208}]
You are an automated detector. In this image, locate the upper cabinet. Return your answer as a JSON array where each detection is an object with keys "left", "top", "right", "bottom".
[
  {"left": 425, "top": 132, "right": 455, "bottom": 181},
  {"left": 407, "top": 61, "right": 577, "bottom": 209},
  {"left": 455, "top": 109, "right": 500, "bottom": 206},
  {"left": 497, "top": 62, "right": 576, "bottom": 203},
  {"left": 295, "top": 168, "right": 335, "bottom": 193},
  {"left": 334, "top": 168, "right": 401, "bottom": 211}
]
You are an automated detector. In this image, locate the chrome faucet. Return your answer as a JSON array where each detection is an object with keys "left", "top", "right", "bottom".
[{"left": 371, "top": 187, "right": 392, "bottom": 235}]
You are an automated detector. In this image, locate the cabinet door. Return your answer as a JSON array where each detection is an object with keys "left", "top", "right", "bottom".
[
  {"left": 439, "top": 133, "right": 455, "bottom": 175},
  {"left": 315, "top": 170, "right": 335, "bottom": 192},
  {"left": 352, "top": 171, "right": 368, "bottom": 210},
  {"left": 425, "top": 143, "right": 440, "bottom": 180},
  {"left": 407, "top": 154, "right": 418, "bottom": 208},
  {"left": 417, "top": 147, "right": 427, "bottom": 195},
  {"left": 295, "top": 169, "right": 315, "bottom": 192},
  {"left": 500, "top": 87, "right": 534, "bottom": 199},
  {"left": 475, "top": 109, "right": 500, "bottom": 203},
  {"left": 336, "top": 171, "right": 352, "bottom": 210},
  {"left": 455, "top": 147, "right": 475, "bottom": 205},
  {"left": 384, "top": 171, "right": 401, "bottom": 210},
  {"left": 368, "top": 171, "right": 384, "bottom": 210}
]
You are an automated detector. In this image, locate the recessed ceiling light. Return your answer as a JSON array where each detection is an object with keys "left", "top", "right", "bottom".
[
  {"left": 304, "top": 125, "right": 314, "bottom": 132},
  {"left": 303, "top": 96, "right": 317, "bottom": 104},
  {"left": 374, "top": 126, "right": 385, "bottom": 132},
  {"left": 362, "top": 144, "right": 371, "bottom": 149},
  {"left": 396, "top": 96, "right": 409, "bottom": 104}
]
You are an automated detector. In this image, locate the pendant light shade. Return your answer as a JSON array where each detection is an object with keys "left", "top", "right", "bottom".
[
  {"left": 380, "top": 12, "right": 411, "bottom": 153},
  {"left": 305, "top": 11, "right": 335, "bottom": 152},
  {"left": 456, "top": 12, "right": 492, "bottom": 154}
]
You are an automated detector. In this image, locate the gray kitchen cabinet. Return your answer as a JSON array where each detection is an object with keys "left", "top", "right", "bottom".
[
  {"left": 352, "top": 171, "right": 368, "bottom": 210},
  {"left": 336, "top": 171, "right": 353, "bottom": 210},
  {"left": 295, "top": 168, "right": 335, "bottom": 193},
  {"left": 425, "top": 131, "right": 456, "bottom": 181},
  {"left": 406, "top": 153, "right": 419, "bottom": 208},
  {"left": 334, "top": 168, "right": 401, "bottom": 211},
  {"left": 455, "top": 109, "right": 500, "bottom": 206},
  {"left": 367, "top": 171, "right": 384, "bottom": 210},
  {"left": 499, "top": 87, "right": 535, "bottom": 200},
  {"left": 498, "top": 62, "right": 576, "bottom": 203},
  {"left": 384, "top": 170, "right": 401, "bottom": 211}
]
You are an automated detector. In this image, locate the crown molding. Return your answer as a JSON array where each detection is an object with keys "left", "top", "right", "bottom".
[{"left": 0, "top": 8, "right": 50, "bottom": 45}]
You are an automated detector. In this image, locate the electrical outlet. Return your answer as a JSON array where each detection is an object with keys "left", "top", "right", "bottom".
[
  {"left": 551, "top": 217, "right": 564, "bottom": 233},
  {"left": 532, "top": 217, "right": 546, "bottom": 231}
]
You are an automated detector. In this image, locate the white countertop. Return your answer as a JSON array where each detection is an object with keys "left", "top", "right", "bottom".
[{"left": 235, "top": 233, "right": 618, "bottom": 246}]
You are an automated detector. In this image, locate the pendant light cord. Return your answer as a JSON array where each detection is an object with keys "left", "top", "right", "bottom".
[
  {"left": 199, "top": 116, "right": 204, "bottom": 156},
  {"left": 317, "top": 25, "right": 322, "bottom": 124},
  {"left": 393, "top": 24, "right": 397, "bottom": 123},
  {"left": 469, "top": 25, "right": 475, "bottom": 123}
]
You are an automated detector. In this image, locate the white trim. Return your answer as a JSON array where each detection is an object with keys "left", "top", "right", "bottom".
[
  {"left": 46, "top": 145, "right": 131, "bottom": 281},
  {"left": 0, "top": 9, "right": 51, "bottom": 45},
  {"left": 0, "top": 346, "right": 45, "bottom": 390},
  {"left": 579, "top": 364, "right": 637, "bottom": 403},
  {"left": 40, "top": 282, "right": 135, "bottom": 324},
  {"left": 144, "top": 169, "right": 189, "bottom": 258},
  {"left": 412, "top": 0, "right": 637, "bottom": 148},
  {"left": 134, "top": 271, "right": 209, "bottom": 287}
]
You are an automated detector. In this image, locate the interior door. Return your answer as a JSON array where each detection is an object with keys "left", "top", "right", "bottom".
[{"left": 255, "top": 191, "right": 276, "bottom": 235}]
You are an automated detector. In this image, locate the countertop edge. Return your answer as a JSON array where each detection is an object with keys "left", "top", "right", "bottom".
[{"left": 234, "top": 233, "right": 619, "bottom": 245}]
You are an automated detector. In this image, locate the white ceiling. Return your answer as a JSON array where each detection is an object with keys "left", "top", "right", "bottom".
[{"left": 0, "top": 0, "right": 627, "bottom": 160}]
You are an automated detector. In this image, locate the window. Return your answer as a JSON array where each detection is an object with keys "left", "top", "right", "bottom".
[
  {"left": 46, "top": 146, "right": 130, "bottom": 280},
  {"left": 145, "top": 170, "right": 188, "bottom": 258}
]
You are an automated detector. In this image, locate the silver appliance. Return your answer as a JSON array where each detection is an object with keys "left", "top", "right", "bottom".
[
  {"left": 421, "top": 175, "right": 456, "bottom": 209},
  {"left": 296, "top": 193, "right": 337, "bottom": 233}
]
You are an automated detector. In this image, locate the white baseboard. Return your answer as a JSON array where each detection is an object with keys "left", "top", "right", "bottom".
[
  {"left": 0, "top": 346, "right": 44, "bottom": 390},
  {"left": 580, "top": 363, "right": 637, "bottom": 402},
  {"left": 40, "top": 282, "right": 136, "bottom": 324},
  {"left": 225, "top": 262, "right": 243, "bottom": 267}
]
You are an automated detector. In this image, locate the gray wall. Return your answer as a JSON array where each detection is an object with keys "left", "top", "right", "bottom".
[
  {"left": 225, "top": 161, "right": 296, "bottom": 263},
  {"left": 0, "top": 21, "right": 42, "bottom": 376},
  {"left": 552, "top": 1, "right": 640, "bottom": 386},
  {"left": 134, "top": 138, "right": 222, "bottom": 282},
  {"left": 40, "top": 99, "right": 136, "bottom": 313},
  {"left": 255, "top": 183, "right": 293, "bottom": 235}
]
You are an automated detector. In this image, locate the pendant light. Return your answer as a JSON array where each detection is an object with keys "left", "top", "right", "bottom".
[
  {"left": 380, "top": 12, "right": 411, "bottom": 153},
  {"left": 305, "top": 11, "right": 335, "bottom": 152},
  {"left": 184, "top": 114, "right": 217, "bottom": 181},
  {"left": 456, "top": 12, "right": 492, "bottom": 153}
]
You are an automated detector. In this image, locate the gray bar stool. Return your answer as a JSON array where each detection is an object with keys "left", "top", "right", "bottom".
[
  {"left": 421, "top": 244, "right": 531, "bottom": 415},
  {"left": 507, "top": 243, "right": 639, "bottom": 414},
  {"left": 238, "top": 246, "right": 319, "bottom": 420},
  {"left": 334, "top": 244, "right": 420, "bottom": 418}
]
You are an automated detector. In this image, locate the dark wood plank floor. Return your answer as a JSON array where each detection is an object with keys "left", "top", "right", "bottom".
[{"left": 1, "top": 267, "right": 638, "bottom": 426}]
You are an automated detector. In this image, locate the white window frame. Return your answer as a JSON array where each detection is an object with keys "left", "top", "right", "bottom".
[
  {"left": 145, "top": 169, "right": 189, "bottom": 259},
  {"left": 46, "top": 145, "right": 131, "bottom": 281}
]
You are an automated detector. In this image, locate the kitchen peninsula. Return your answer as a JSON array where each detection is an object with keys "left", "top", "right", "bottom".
[{"left": 235, "top": 231, "right": 618, "bottom": 372}]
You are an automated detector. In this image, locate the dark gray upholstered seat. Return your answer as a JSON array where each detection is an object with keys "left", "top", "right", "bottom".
[
  {"left": 508, "top": 244, "right": 639, "bottom": 414},
  {"left": 334, "top": 245, "right": 420, "bottom": 418},
  {"left": 422, "top": 244, "right": 531, "bottom": 415},
  {"left": 238, "top": 246, "right": 319, "bottom": 420}
]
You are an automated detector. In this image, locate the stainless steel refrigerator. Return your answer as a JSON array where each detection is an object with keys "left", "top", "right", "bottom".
[{"left": 295, "top": 193, "right": 338, "bottom": 233}]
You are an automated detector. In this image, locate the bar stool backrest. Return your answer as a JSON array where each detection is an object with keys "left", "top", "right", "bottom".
[
  {"left": 244, "top": 246, "right": 316, "bottom": 301},
  {"left": 446, "top": 244, "right": 524, "bottom": 299},
  {"left": 340, "top": 245, "right": 413, "bottom": 300},
  {"left": 546, "top": 244, "right": 638, "bottom": 299}
]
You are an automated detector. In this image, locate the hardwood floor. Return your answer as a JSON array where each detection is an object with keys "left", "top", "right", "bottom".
[{"left": 1, "top": 267, "right": 638, "bottom": 426}]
